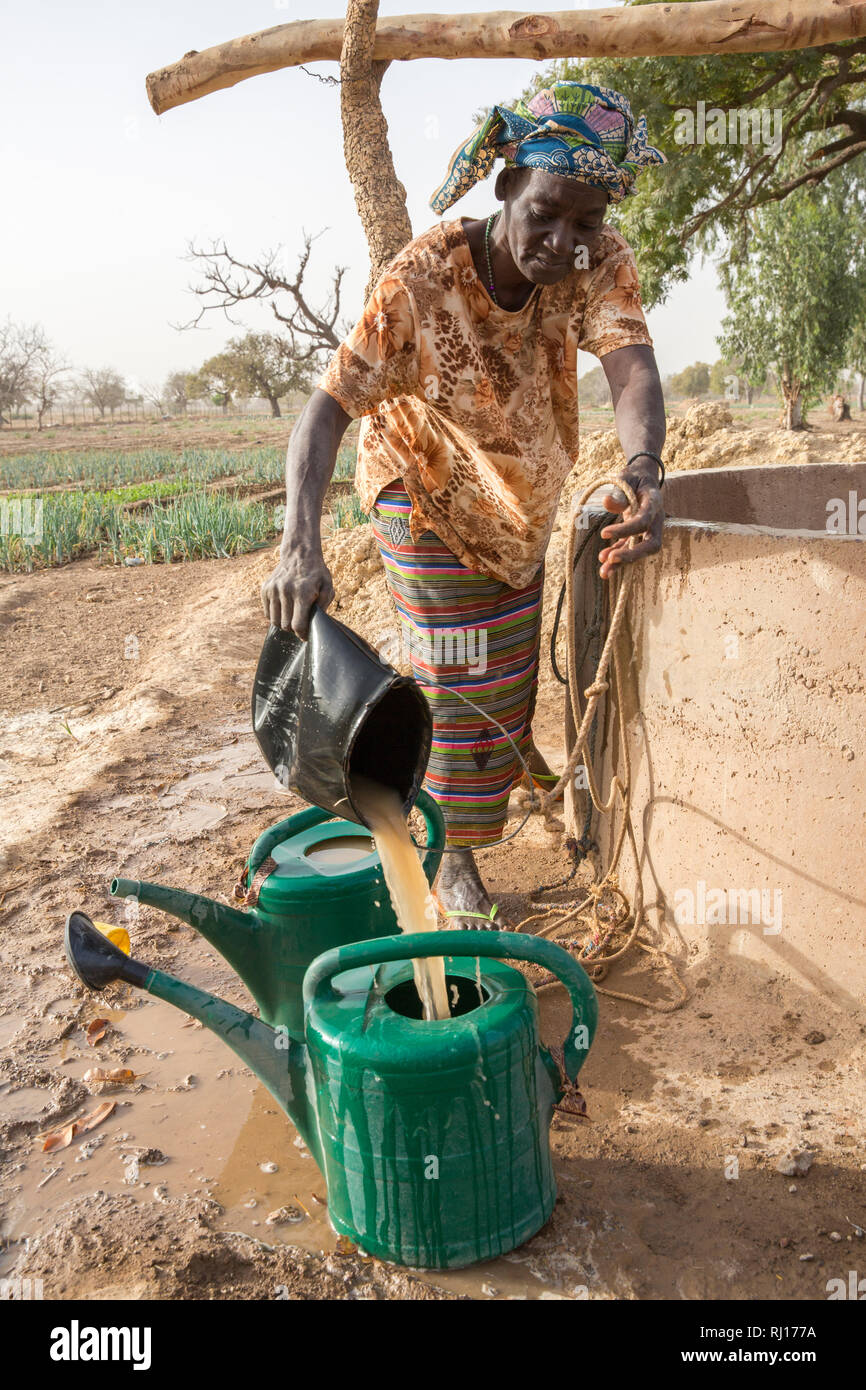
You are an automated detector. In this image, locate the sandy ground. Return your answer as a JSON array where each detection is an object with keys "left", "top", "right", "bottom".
[
  {"left": 1, "top": 407, "right": 865, "bottom": 1300},
  {"left": 0, "top": 414, "right": 300, "bottom": 459}
]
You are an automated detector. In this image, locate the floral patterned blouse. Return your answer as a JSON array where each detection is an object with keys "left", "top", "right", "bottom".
[{"left": 316, "top": 216, "right": 652, "bottom": 587}]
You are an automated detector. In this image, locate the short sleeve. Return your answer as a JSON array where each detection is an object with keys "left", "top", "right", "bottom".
[
  {"left": 316, "top": 273, "right": 420, "bottom": 419},
  {"left": 577, "top": 243, "right": 653, "bottom": 360}
]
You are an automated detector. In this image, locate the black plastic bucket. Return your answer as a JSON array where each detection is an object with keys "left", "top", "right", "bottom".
[{"left": 251, "top": 606, "right": 433, "bottom": 827}]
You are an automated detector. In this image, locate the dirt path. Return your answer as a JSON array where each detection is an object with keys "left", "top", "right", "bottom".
[{"left": 1, "top": 494, "right": 865, "bottom": 1300}]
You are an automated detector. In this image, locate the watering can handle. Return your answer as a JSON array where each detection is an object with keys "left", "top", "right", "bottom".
[
  {"left": 413, "top": 788, "right": 446, "bottom": 886},
  {"left": 246, "top": 805, "right": 336, "bottom": 883},
  {"left": 246, "top": 789, "right": 445, "bottom": 887},
  {"left": 303, "top": 930, "right": 598, "bottom": 1085}
]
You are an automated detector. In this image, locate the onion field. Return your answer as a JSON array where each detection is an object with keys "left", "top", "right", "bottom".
[{"left": 0, "top": 442, "right": 362, "bottom": 572}]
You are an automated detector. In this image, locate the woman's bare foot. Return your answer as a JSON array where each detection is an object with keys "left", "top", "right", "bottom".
[{"left": 434, "top": 848, "right": 515, "bottom": 930}]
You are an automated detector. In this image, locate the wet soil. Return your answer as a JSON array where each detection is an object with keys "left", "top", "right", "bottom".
[{"left": 1, "top": 419, "right": 865, "bottom": 1300}]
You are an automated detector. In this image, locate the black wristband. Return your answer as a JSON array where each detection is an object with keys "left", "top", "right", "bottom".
[{"left": 626, "top": 451, "right": 665, "bottom": 487}]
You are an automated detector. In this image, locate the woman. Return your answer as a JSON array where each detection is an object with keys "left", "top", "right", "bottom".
[{"left": 262, "top": 81, "right": 667, "bottom": 928}]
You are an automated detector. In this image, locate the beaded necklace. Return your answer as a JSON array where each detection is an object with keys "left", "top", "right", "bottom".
[{"left": 484, "top": 211, "right": 500, "bottom": 306}]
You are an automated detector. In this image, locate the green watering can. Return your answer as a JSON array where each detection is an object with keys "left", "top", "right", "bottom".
[
  {"left": 63, "top": 610, "right": 598, "bottom": 1268},
  {"left": 65, "top": 912, "right": 596, "bottom": 1269},
  {"left": 103, "top": 790, "right": 444, "bottom": 1039}
]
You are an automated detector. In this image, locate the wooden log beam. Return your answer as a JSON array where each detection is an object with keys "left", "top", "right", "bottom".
[{"left": 147, "top": 2, "right": 866, "bottom": 115}]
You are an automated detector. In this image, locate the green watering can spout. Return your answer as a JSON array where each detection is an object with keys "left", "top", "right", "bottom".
[
  {"left": 110, "top": 875, "right": 252, "bottom": 953},
  {"left": 63, "top": 910, "right": 323, "bottom": 1164}
]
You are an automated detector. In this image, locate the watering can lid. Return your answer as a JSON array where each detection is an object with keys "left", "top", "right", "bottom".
[{"left": 251, "top": 605, "right": 432, "bottom": 824}]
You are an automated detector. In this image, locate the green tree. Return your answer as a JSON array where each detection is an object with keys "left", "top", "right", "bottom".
[
  {"left": 718, "top": 177, "right": 864, "bottom": 429},
  {"left": 708, "top": 358, "right": 764, "bottom": 405},
  {"left": 188, "top": 334, "right": 313, "bottom": 418},
  {"left": 223, "top": 332, "right": 314, "bottom": 418},
  {"left": 529, "top": 4, "right": 866, "bottom": 305},
  {"left": 668, "top": 362, "right": 711, "bottom": 399},
  {"left": 187, "top": 357, "right": 234, "bottom": 414},
  {"left": 578, "top": 362, "right": 611, "bottom": 407},
  {"left": 708, "top": 359, "right": 728, "bottom": 398}
]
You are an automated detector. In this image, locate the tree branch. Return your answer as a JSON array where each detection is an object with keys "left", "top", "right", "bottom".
[
  {"left": 677, "top": 68, "right": 866, "bottom": 247},
  {"left": 737, "top": 55, "right": 803, "bottom": 104},
  {"left": 146, "top": 3, "right": 866, "bottom": 115},
  {"left": 175, "top": 234, "right": 348, "bottom": 354},
  {"left": 754, "top": 140, "right": 866, "bottom": 202}
]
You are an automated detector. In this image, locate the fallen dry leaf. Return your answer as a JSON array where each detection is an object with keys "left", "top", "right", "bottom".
[
  {"left": 42, "top": 1124, "right": 76, "bottom": 1153},
  {"left": 86, "top": 1019, "right": 109, "bottom": 1046},
  {"left": 39, "top": 1100, "right": 116, "bottom": 1151},
  {"left": 82, "top": 1068, "right": 140, "bottom": 1092},
  {"left": 76, "top": 1100, "right": 117, "bottom": 1133}
]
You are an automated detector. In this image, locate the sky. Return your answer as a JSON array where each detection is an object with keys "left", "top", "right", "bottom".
[{"left": 1, "top": 0, "right": 725, "bottom": 393}]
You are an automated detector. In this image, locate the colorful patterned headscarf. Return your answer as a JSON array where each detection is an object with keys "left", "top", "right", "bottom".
[{"left": 430, "top": 81, "right": 666, "bottom": 214}]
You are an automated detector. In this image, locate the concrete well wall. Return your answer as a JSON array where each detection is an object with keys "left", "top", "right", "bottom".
[{"left": 565, "top": 461, "right": 866, "bottom": 1010}]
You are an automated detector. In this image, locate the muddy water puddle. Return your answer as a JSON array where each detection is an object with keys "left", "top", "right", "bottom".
[
  {"left": 213, "top": 1082, "right": 557, "bottom": 1300},
  {"left": 2, "top": 991, "right": 564, "bottom": 1298},
  {"left": 95, "top": 731, "right": 286, "bottom": 850}
]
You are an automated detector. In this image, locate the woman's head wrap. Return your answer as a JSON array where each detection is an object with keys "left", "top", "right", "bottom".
[{"left": 430, "top": 81, "right": 666, "bottom": 215}]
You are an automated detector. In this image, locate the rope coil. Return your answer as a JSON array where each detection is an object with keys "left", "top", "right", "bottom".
[{"left": 520, "top": 476, "right": 687, "bottom": 1013}]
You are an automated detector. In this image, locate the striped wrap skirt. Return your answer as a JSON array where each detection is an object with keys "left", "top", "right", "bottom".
[{"left": 370, "top": 481, "right": 544, "bottom": 848}]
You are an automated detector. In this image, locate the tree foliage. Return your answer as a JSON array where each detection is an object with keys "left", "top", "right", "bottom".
[
  {"left": 186, "top": 358, "right": 234, "bottom": 414},
  {"left": 718, "top": 172, "right": 866, "bottom": 427},
  {"left": 668, "top": 361, "right": 711, "bottom": 398},
  {"left": 527, "top": 1, "right": 866, "bottom": 306},
  {"left": 578, "top": 362, "right": 612, "bottom": 407},
  {"left": 843, "top": 317, "right": 866, "bottom": 410},
  {"left": 707, "top": 357, "right": 764, "bottom": 405},
  {"left": 187, "top": 333, "right": 314, "bottom": 417}
]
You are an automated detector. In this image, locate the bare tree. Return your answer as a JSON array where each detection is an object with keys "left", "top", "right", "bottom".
[
  {"left": 164, "top": 370, "right": 190, "bottom": 414},
  {"left": 0, "top": 319, "right": 52, "bottom": 426},
  {"left": 80, "top": 367, "right": 127, "bottom": 419},
  {"left": 171, "top": 6, "right": 412, "bottom": 357},
  {"left": 32, "top": 345, "right": 70, "bottom": 429},
  {"left": 141, "top": 380, "right": 168, "bottom": 414},
  {"left": 177, "top": 231, "right": 349, "bottom": 358}
]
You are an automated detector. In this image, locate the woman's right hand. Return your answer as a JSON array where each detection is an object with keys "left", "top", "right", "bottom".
[{"left": 260, "top": 542, "right": 335, "bottom": 640}]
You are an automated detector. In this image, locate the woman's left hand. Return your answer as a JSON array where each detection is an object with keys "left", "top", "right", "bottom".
[{"left": 598, "top": 466, "right": 664, "bottom": 579}]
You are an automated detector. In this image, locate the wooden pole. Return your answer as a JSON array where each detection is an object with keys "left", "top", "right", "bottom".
[{"left": 147, "top": 2, "right": 866, "bottom": 114}]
